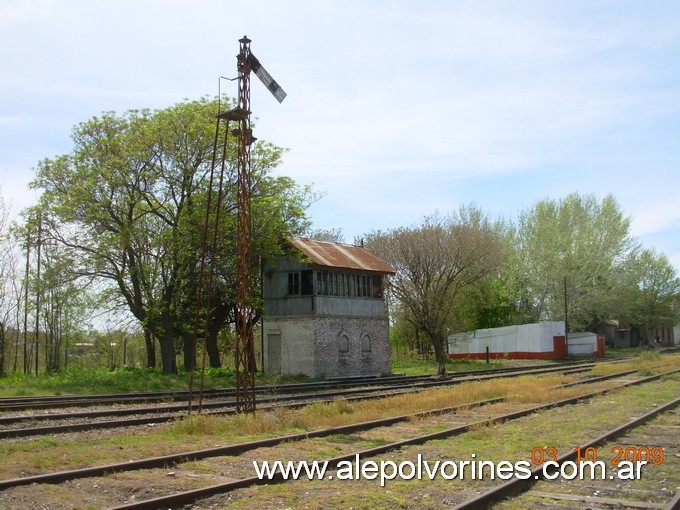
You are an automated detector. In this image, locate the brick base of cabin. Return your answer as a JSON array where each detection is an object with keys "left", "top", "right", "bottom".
[{"left": 263, "top": 316, "right": 391, "bottom": 378}]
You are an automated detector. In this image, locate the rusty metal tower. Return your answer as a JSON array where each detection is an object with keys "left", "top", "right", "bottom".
[{"left": 220, "top": 36, "right": 286, "bottom": 413}]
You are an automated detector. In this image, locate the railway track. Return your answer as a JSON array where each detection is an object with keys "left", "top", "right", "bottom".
[
  {"left": 455, "top": 397, "right": 680, "bottom": 509},
  {"left": 0, "top": 362, "right": 612, "bottom": 439},
  {"left": 0, "top": 368, "right": 647, "bottom": 490},
  {"left": 0, "top": 363, "right": 677, "bottom": 509},
  {"left": 0, "top": 360, "right": 601, "bottom": 412}
]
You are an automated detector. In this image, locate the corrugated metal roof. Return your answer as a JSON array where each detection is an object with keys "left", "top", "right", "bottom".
[{"left": 288, "top": 237, "right": 396, "bottom": 274}]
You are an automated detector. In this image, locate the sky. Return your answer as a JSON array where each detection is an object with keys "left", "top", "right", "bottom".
[{"left": 1, "top": 0, "right": 679, "bottom": 271}]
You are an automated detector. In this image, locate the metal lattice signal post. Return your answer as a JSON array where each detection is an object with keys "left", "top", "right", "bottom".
[
  {"left": 231, "top": 36, "right": 286, "bottom": 413},
  {"left": 234, "top": 36, "right": 256, "bottom": 413}
]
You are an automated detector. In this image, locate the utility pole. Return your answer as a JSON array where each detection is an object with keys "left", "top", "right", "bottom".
[
  {"left": 23, "top": 232, "right": 30, "bottom": 373},
  {"left": 34, "top": 211, "right": 42, "bottom": 375},
  {"left": 564, "top": 276, "right": 568, "bottom": 357}
]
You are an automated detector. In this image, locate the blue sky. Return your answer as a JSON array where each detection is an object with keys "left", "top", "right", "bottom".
[{"left": 1, "top": 0, "right": 679, "bottom": 271}]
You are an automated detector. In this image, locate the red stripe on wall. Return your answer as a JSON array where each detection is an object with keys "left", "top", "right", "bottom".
[
  {"left": 449, "top": 351, "right": 559, "bottom": 360},
  {"left": 447, "top": 334, "right": 605, "bottom": 360}
]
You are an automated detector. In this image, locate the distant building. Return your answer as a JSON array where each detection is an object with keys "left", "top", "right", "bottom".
[
  {"left": 599, "top": 321, "right": 677, "bottom": 348},
  {"left": 448, "top": 321, "right": 606, "bottom": 359},
  {"left": 262, "top": 237, "right": 395, "bottom": 378}
]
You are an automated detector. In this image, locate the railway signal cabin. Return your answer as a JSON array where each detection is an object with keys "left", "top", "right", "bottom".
[{"left": 262, "top": 237, "right": 395, "bottom": 378}]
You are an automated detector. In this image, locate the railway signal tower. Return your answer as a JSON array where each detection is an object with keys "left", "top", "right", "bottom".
[{"left": 222, "top": 37, "right": 286, "bottom": 413}]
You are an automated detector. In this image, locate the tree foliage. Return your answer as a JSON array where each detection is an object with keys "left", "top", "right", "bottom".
[
  {"left": 368, "top": 193, "right": 678, "bottom": 375},
  {"left": 365, "top": 206, "right": 508, "bottom": 375},
  {"left": 624, "top": 248, "right": 680, "bottom": 339},
  {"left": 31, "top": 97, "right": 315, "bottom": 373},
  {"left": 510, "top": 193, "right": 636, "bottom": 331},
  {"left": 306, "top": 226, "right": 345, "bottom": 243},
  {"left": 0, "top": 195, "right": 11, "bottom": 376}
]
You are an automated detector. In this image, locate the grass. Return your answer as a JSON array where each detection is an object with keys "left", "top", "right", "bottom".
[
  {"left": 0, "top": 373, "right": 567, "bottom": 478},
  {"left": 589, "top": 351, "right": 668, "bottom": 376},
  {"left": 0, "top": 355, "right": 678, "bottom": 486},
  {"left": 0, "top": 366, "right": 315, "bottom": 397},
  {"left": 0, "top": 352, "right": 674, "bottom": 411},
  {"left": 0, "top": 353, "right": 677, "bottom": 510},
  {"left": 0, "top": 357, "right": 521, "bottom": 397},
  {"left": 220, "top": 371, "right": 680, "bottom": 510},
  {"left": 391, "top": 357, "right": 511, "bottom": 375}
]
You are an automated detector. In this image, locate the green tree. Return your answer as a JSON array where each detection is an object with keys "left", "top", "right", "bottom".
[
  {"left": 453, "top": 276, "right": 518, "bottom": 331},
  {"left": 365, "top": 206, "right": 507, "bottom": 375},
  {"left": 31, "top": 97, "right": 314, "bottom": 373},
  {"left": 625, "top": 248, "right": 680, "bottom": 341},
  {"left": 389, "top": 302, "right": 431, "bottom": 357},
  {"left": 39, "top": 240, "right": 90, "bottom": 373},
  {"left": 510, "top": 193, "right": 635, "bottom": 331},
  {"left": 0, "top": 195, "right": 10, "bottom": 376},
  {"left": 0, "top": 195, "right": 27, "bottom": 375}
]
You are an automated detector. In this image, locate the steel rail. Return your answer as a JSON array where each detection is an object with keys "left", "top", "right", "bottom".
[
  {"left": 0, "top": 366, "right": 593, "bottom": 426},
  {"left": 0, "top": 397, "right": 504, "bottom": 490},
  {"left": 0, "top": 361, "right": 601, "bottom": 411},
  {"left": 0, "top": 367, "right": 550, "bottom": 410},
  {"left": 0, "top": 368, "right": 646, "bottom": 491},
  {"left": 0, "top": 371, "right": 644, "bottom": 490},
  {"left": 0, "top": 374, "right": 417, "bottom": 410},
  {"left": 665, "top": 490, "right": 680, "bottom": 510},
  {"left": 0, "top": 363, "right": 598, "bottom": 422},
  {"left": 0, "top": 365, "right": 599, "bottom": 438},
  {"left": 452, "top": 395, "right": 680, "bottom": 509},
  {"left": 78, "top": 368, "right": 680, "bottom": 510},
  {"left": 0, "top": 384, "right": 429, "bottom": 438}
]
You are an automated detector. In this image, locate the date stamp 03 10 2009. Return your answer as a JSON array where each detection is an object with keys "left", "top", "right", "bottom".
[{"left": 530, "top": 445, "right": 665, "bottom": 481}]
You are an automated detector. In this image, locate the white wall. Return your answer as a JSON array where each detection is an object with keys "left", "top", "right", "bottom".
[
  {"left": 566, "top": 332, "right": 599, "bottom": 357},
  {"left": 449, "top": 322, "right": 565, "bottom": 355},
  {"left": 264, "top": 318, "right": 316, "bottom": 377}
]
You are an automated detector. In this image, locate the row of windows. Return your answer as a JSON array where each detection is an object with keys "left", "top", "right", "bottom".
[
  {"left": 317, "top": 272, "right": 383, "bottom": 298},
  {"left": 287, "top": 270, "right": 383, "bottom": 298}
]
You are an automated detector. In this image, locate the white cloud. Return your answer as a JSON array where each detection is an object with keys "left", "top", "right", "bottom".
[
  {"left": 631, "top": 193, "right": 680, "bottom": 237},
  {"left": 1, "top": 0, "right": 679, "bottom": 273}
]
